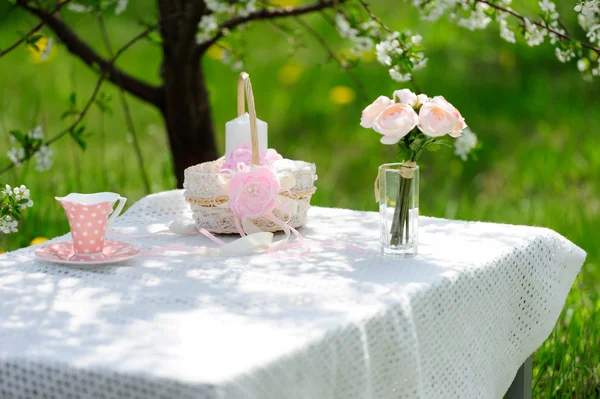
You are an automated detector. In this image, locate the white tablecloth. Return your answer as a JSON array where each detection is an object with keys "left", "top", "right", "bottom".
[{"left": 0, "top": 190, "right": 585, "bottom": 399}]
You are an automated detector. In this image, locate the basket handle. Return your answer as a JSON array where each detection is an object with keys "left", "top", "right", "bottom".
[{"left": 237, "top": 72, "right": 260, "bottom": 165}]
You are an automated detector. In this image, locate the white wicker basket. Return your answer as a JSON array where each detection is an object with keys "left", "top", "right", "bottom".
[{"left": 183, "top": 73, "right": 317, "bottom": 234}]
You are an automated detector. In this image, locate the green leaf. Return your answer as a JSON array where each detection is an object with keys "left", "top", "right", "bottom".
[
  {"left": 61, "top": 110, "right": 79, "bottom": 120},
  {"left": 9, "top": 130, "right": 26, "bottom": 146},
  {"left": 70, "top": 126, "right": 87, "bottom": 151},
  {"left": 427, "top": 144, "right": 441, "bottom": 152},
  {"left": 69, "top": 92, "right": 77, "bottom": 106},
  {"left": 25, "top": 34, "right": 44, "bottom": 51},
  {"left": 0, "top": 207, "right": 9, "bottom": 218},
  {"left": 435, "top": 140, "right": 453, "bottom": 149},
  {"left": 409, "top": 137, "right": 424, "bottom": 152},
  {"left": 12, "top": 211, "right": 21, "bottom": 221}
]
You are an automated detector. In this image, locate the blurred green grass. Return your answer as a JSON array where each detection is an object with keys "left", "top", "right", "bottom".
[{"left": 1, "top": 1, "right": 599, "bottom": 396}]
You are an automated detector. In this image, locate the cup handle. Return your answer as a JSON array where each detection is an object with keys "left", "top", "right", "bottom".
[{"left": 107, "top": 196, "right": 127, "bottom": 226}]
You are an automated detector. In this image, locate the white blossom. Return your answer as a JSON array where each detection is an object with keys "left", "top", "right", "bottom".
[
  {"left": 360, "top": 20, "right": 380, "bottom": 36},
  {"left": 578, "top": 59, "right": 589, "bottom": 71},
  {"left": 524, "top": 18, "right": 547, "bottom": 46},
  {"left": 457, "top": 5, "right": 492, "bottom": 31},
  {"left": 67, "top": 2, "right": 93, "bottom": 13},
  {"left": 411, "top": 34, "right": 422, "bottom": 45},
  {"left": 592, "top": 59, "right": 600, "bottom": 76},
  {"left": 205, "top": 0, "right": 231, "bottom": 13},
  {"left": 7, "top": 147, "right": 24, "bottom": 165},
  {"left": 576, "top": 2, "right": 600, "bottom": 46},
  {"left": 236, "top": 0, "right": 256, "bottom": 18},
  {"left": 336, "top": 14, "right": 358, "bottom": 40},
  {"left": 375, "top": 34, "right": 402, "bottom": 66},
  {"left": 555, "top": 47, "right": 575, "bottom": 62},
  {"left": 454, "top": 128, "right": 478, "bottom": 161},
  {"left": 34, "top": 145, "right": 53, "bottom": 172},
  {"left": 28, "top": 126, "right": 43, "bottom": 140},
  {"left": 0, "top": 184, "right": 33, "bottom": 234},
  {"left": 389, "top": 68, "right": 412, "bottom": 82},
  {"left": 539, "top": 0, "right": 559, "bottom": 20},
  {"left": 231, "top": 60, "right": 244, "bottom": 71},
  {"left": 412, "top": 57, "right": 428, "bottom": 71},
  {"left": 413, "top": 0, "right": 458, "bottom": 22},
  {"left": 196, "top": 15, "right": 218, "bottom": 44},
  {"left": 0, "top": 216, "right": 19, "bottom": 234},
  {"left": 115, "top": 0, "right": 128, "bottom": 15},
  {"left": 352, "top": 36, "right": 374, "bottom": 53},
  {"left": 499, "top": 18, "right": 516, "bottom": 43}
]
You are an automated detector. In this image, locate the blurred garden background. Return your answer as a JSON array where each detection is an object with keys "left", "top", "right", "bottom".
[{"left": 1, "top": 0, "right": 599, "bottom": 397}]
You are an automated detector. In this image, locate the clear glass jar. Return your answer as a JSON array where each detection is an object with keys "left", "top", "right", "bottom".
[{"left": 378, "top": 162, "right": 419, "bottom": 257}]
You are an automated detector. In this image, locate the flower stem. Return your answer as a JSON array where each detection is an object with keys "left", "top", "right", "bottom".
[{"left": 390, "top": 175, "right": 406, "bottom": 246}]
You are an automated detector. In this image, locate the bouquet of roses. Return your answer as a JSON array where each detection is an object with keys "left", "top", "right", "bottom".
[{"left": 361, "top": 89, "right": 473, "bottom": 247}]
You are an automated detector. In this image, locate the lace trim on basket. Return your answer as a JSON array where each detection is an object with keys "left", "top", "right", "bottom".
[{"left": 185, "top": 187, "right": 316, "bottom": 208}]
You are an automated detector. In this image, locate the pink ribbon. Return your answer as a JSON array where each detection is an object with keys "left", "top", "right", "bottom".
[{"left": 107, "top": 220, "right": 365, "bottom": 258}]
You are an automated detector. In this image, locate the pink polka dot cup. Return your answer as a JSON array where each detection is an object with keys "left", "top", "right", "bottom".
[{"left": 55, "top": 193, "right": 127, "bottom": 257}]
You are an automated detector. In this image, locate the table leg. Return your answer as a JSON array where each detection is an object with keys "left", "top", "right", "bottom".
[{"left": 506, "top": 356, "right": 532, "bottom": 399}]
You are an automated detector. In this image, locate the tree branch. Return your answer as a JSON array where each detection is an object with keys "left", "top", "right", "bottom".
[
  {"left": 475, "top": 0, "right": 600, "bottom": 55},
  {"left": 0, "top": 0, "right": 72, "bottom": 58},
  {"left": 17, "top": 0, "right": 165, "bottom": 109},
  {"left": 197, "top": 0, "right": 348, "bottom": 54},
  {"left": 295, "top": 17, "right": 369, "bottom": 102},
  {"left": 0, "top": 21, "right": 44, "bottom": 58},
  {"left": 0, "top": 23, "right": 159, "bottom": 176},
  {"left": 358, "top": 0, "right": 392, "bottom": 33}
]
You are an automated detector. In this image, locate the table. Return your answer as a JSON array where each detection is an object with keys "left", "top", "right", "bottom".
[{"left": 0, "top": 190, "right": 586, "bottom": 399}]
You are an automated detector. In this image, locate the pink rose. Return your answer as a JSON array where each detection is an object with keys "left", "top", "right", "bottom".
[
  {"left": 221, "top": 144, "right": 283, "bottom": 171},
  {"left": 418, "top": 96, "right": 467, "bottom": 138},
  {"left": 228, "top": 165, "right": 280, "bottom": 219},
  {"left": 372, "top": 103, "right": 419, "bottom": 145},
  {"left": 360, "top": 96, "right": 393, "bottom": 128}
]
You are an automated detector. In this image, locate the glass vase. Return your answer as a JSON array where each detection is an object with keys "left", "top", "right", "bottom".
[{"left": 378, "top": 162, "right": 419, "bottom": 257}]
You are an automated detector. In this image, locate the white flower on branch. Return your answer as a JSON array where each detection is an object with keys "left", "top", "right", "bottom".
[
  {"left": 578, "top": 58, "right": 589, "bottom": 71},
  {"left": 457, "top": 5, "right": 492, "bottom": 31},
  {"left": 412, "top": 57, "right": 428, "bottom": 71},
  {"left": 389, "top": 67, "right": 412, "bottom": 82},
  {"left": 336, "top": 15, "right": 375, "bottom": 55},
  {"left": 375, "top": 34, "right": 402, "bottom": 66},
  {"left": 413, "top": 0, "right": 458, "bottom": 22},
  {"left": 0, "top": 184, "right": 33, "bottom": 234},
  {"left": 454, "top": 127, "right": 478, "bottom": 161},
  {"left": 236, "top": 0, "right": 257, "bottom": 18},
  {"left": 555, "top": 47, "right": 575, "bottom": 63},
  {"left": 499, "top": 18, "right": 516, "bottom": 43},
  {"left": 115, "top": 0, "right": 128, "bottom": 15},
  {"left": 336, "top": 14, "right": 358, "bottom": 40},
  {"left": 7, "top": 147, "right": 24, "bottom": 165},
  {"left": 352, "top": 36, "right": 375, "bottom": 53},
  {"left": 523, "top": 18, "right": 547, "bottom": 46},
  {"left": 67, "top": 3, "right": 93, "bottom": 13},
  {"left": 231, "top": 60, "right": 244, "bottom": 72},
  {"left": 28, "top": 126, "right": 43, "bottom": 140},
  {"left": 196, "top": 15, "right": 219, "bottom": 44},
  {"left": 0, "top": 216, "right": 19, "bottom": 234},
  {"left": 539, "top": 0, "right": 559, "bottom": 20},
  {"left": 34, "top": 145, "right": 53, "bottom": 172},
  {"left": 411, "top": 34, "right": 422, "bottom": 45},
  {"left": 206, "top": 0, "right": 230, "bottom": 13},
  {"left": 576, "top": 1, "right": 600, "bottom": 46}
]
